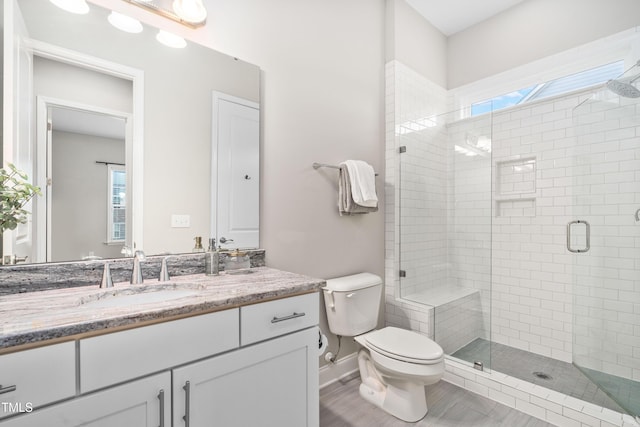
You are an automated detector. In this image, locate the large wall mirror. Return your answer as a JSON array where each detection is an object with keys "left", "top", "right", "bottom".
[{"left": 2, "top": 0, "right": 261, "bottom": 265}]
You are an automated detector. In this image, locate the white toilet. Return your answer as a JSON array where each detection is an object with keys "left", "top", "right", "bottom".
[{"left": 322, "top": 273, "right": 444, "bottom": 423}]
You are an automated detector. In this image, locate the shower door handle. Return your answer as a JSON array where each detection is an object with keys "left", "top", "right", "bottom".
[{"left": 567, "top": 220, "right": 590, "bottom": 253}]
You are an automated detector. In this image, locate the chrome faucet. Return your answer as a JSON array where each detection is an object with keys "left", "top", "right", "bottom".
[
  {"left": 635, "top": 208, "right": 640, "bottom": 222},
  {"left": 130, "top": 250, "right": 146, "bottom": 284},
  {"left": 159, "top": 257, "right": 170, "bottom": 282},
  {"left": 100, "top": 263, "right": 114, "bottom": 288}
]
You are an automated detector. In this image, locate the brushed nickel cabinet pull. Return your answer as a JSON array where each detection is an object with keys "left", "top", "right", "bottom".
[
  {"left": 158, "top": 389, "right": 165, "bottom": 427},
  {"left": 183, "top": 381, "right": 191, "bottom": 427},
  {"left": 271, "top": 312, "right": 305, "bottom": 323}
]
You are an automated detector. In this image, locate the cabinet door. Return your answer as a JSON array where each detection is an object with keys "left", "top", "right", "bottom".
[
  {"left": 173, "top": 327, "right": 319, "bottom": 427},
  {"left": 0, "top": 372, "right": 170, "bottom": 427}
]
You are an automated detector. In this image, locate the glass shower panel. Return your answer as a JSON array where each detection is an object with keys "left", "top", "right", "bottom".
[
  {"left": 572, "top": 89, "right": 640, "bottom": 417},
  {"left": 398, "top": 109, "right": 449, "bottom": 306},
  {"left": 445, "top": 108, "right": 493, "bottom": 371},
  {"left": 398, "top": 107, "right": 493, "bottom": 371}
]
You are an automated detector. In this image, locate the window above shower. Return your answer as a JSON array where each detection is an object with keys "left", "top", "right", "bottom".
[
  {"left": 470, "top": 60, "right": 624, "bottom": 116},
  {"left": 450, "top": 26, "right": 640, "bottom": 120}
]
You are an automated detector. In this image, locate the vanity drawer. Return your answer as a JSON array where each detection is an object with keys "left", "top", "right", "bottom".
[
  {"left": 241, "top": 292, "right": 319, "bottom": 345},
  {"left": 0, "top": 342, "right": 76, "bottom": 419},
  {"left": 80, "top": 308, "right": 239, "bottom": 393}
]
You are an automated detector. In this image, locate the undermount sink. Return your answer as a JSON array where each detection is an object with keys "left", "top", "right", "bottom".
[{"left": 78, "top": 284, "right": 203, "bottom": 309}]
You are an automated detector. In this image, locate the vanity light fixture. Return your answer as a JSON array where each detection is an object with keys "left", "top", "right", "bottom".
[
  {"left": 123, "top": 0, "right": 207, "bottom": 28},
  {"left": 156, "top": 30, "right": 187, "bottom": 48},
  {"left": 50, "top": 0, "right": 90, "bottom": 14},
  {"left": 108, "top": 11, "right": 144, "bottom": 33}
]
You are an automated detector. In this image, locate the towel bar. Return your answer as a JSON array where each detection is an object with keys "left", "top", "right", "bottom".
[{"left": 312, "top": 162, "right": 379, "bottom": 176}]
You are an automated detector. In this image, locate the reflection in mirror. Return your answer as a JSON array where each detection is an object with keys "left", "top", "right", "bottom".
[
  {"left": 49, "top": 106, "right": 128, "bottom": 262},
  {"left": 2, "top": 0, "right": 261, "bottom": 267}
]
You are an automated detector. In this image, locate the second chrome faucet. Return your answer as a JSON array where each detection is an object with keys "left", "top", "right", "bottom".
[{"left": 130, "top": 250, "right": 146, "bottom": 284}]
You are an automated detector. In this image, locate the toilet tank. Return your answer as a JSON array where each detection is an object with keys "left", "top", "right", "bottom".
[{"left": 322, "top": 273, "right": 383, "bottom": 337}]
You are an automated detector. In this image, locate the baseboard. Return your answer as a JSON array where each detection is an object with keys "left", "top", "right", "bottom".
[{"left": 319, "top": 352, "right": 359, "bottom": 390}]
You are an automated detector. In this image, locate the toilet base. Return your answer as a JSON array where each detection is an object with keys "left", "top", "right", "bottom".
[{"left": 358, "top": 379, "right": 428, "bottom": 423}]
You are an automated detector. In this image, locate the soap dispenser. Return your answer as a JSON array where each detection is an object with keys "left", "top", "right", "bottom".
[
  {"left": 205, "top": 238, "right": 219, "bottom": 276},
  {"left": 224, "top": 249, "right": 250, "bottom": 270},
  {"left": 193, "top": 236, "right": 204, "bottom": 253}
]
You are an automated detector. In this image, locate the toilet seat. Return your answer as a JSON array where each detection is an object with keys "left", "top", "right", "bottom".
[{"left": 363, "top": 327, "right": 443, "bottom": 365}]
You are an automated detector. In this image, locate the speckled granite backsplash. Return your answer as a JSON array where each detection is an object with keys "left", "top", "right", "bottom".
[{"left": 0, "top": 250, "right": 265, "bottom": 295}]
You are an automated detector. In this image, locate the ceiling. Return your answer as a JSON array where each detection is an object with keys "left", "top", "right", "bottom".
[
  {"left": 52, "top": 108, "right": 126, "bottom": 140},
  {"left": 405, "top": 0, "right": 526, "bottom": 36}
]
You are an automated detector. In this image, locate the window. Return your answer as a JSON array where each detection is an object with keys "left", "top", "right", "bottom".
[
  {"left": 107, "top": 165, "right": 126, "bottom": 243},
  {"left": 470, "top": 61, "right": 625, "bottom": 116},
  {"left": 470, "top": 84, "right": 538, "bottom": 116}
]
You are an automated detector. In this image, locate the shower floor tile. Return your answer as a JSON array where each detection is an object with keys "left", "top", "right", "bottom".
[
  {"left": 451, "top": 338, "right": 628, "bottom": 414},
  {"left": 580, "top": 366, "right": 640, "bottom": 416}
]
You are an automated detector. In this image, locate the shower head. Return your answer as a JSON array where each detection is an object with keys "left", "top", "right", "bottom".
[
  {"left": 606, "top": 75, "right": 640, "bottom": 98},
  {"left": 606, "top": 60, "right": 640, "bottom": 98}
]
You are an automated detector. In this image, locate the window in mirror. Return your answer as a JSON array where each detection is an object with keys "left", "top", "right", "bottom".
[{"left": 108, "top": 165, "right": 126, "bottom": 244}]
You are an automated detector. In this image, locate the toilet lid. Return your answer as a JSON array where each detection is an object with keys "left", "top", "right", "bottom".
[{"left": 364, "top": 327, "right": 443, "bottom": 363}]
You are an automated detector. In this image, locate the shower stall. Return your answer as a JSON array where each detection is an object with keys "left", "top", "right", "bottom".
[{"left": 394, "top": 64, "right": 640, "bottom": 417}]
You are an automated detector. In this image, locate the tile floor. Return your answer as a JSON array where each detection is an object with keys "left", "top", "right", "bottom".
[
  {"left": 320, "top": 374, "right": 553, "bottom": 427},
  {"left": 451, "top": 338, "right": 632, "bottom": 414}
]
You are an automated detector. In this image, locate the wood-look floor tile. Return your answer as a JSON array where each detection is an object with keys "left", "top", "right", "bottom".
[{"left": 320, "top": 376, "right": 554, "bottom": 427}]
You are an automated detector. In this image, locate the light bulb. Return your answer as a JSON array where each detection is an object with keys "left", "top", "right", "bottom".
[{"left": 172, "top": 0, "right": 207, "bottom": 24}]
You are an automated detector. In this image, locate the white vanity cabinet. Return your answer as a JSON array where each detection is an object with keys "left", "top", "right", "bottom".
[
  {"left": 0, "top": 372, "right": 170, "bottom": 427},
  {"left": 173, "top": 293, "right": 319, "bottom": 427},
  {"left": 0, "top": 292, "right": 319, "bottom": 427}
]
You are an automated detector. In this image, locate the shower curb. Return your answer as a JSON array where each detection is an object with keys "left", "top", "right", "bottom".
[{"left": 443, "top": 358, "right": 639, "bottom": 427}]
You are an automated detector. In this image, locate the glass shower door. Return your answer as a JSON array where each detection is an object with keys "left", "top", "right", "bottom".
[
  {"left": 571, "top": 89, "right": 640, "bottom": 417},
  {"left": 397, "top": 106, "right": 493, "bottom": 371}
]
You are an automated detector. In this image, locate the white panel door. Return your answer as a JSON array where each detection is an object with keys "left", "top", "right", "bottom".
[{"left": 212, "top": 92, "right": 260, "bottom": 249}]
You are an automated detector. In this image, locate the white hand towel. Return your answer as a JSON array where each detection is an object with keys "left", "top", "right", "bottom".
[
  {"left": 338, "top": 165, "right": 378, "bottom": 215},
  {"left": 342, "top": 160, "right": 378, "bottom": 208}
]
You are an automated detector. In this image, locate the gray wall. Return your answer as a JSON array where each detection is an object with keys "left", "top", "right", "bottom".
[{"left": 386, "top": 0, "right": 447, "bottom": 88}]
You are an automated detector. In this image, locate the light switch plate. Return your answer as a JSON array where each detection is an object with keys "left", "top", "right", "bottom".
[{"left": 171, "top": 214, "right": 190, "bottom": 228}]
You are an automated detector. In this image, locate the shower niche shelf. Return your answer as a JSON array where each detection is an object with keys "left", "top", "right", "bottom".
[
  {"left": 495, "top": 157, "right": 537, "bottom": 217},
  {"left": 495, "top": 197, "right": 536, "bottom": 217}
]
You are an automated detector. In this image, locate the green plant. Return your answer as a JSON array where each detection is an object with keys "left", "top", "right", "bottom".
[{"left": 0, "top": 163, "right": 41, "bottom": 232}]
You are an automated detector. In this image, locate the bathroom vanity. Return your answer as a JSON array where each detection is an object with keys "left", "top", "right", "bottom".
[{"left": 0, "top": 267, "right": 323, "bottom": 427}]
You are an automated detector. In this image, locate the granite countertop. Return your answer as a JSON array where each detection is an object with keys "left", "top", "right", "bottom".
[{"left": 0, "top": 267, "right": 325, "bottom": 351}]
